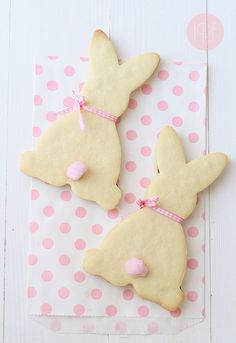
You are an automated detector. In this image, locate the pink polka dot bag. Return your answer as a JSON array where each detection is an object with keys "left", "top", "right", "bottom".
[{"left": 28, "top": 55, "right": 206, "bottom": 334}]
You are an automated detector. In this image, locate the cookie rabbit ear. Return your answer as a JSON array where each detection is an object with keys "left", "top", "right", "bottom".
[
  {"left": 184, "top": 153, "right": 228, "bottom": 193},
  {"left": 156, "top": 126, "right": 186, "bottom": 173},
  {"left": 89, "top": 30, "right": 119, "bottom": 76},
  {"left": 118, "top": 53, "right": 160, "bottom": 93}
]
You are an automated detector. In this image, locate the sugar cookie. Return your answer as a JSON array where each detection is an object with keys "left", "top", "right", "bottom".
[
  {"left": 83, "top": 126, "right": 227, "bottom": 310},
  {"left": 20, "top": 30, "right": 159, "bottom": 209}
]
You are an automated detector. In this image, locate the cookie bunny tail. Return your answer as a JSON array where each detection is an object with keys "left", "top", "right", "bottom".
[
  {"left": 66, "top": 161, "right": 87, "bottom": 181},
  {"left": 124, "top": 258, "right": 148, "bottom": 277}
]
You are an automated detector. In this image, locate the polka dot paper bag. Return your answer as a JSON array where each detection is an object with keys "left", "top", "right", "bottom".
[{"left": 28, "top": 56, "right": 206, "bottom": 334}]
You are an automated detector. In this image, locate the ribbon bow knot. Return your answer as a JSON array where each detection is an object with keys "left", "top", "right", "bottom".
[
  {"left": 136, "top": 195, "right": 184, "bottom": 224},
  {"left": 137, "top": 196, "right": 159, "bottom": 209}
]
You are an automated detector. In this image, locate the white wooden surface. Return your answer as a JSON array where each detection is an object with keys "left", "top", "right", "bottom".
[{"left": 0, "top": 0, "right": 235, "bottom": 342}]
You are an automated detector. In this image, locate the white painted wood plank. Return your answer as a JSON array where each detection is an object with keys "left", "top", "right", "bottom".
[
  {"left": 4, "top": 0, "right": 109, "bottom": 342},
  {"left": 207, "top": 2, "right": 236, "bottom": 343},
  {"left": 109, "top": 0, "right": 206, "bottom": 61},
  {"left": 0, "top": 0, "right": 11, "bottom": 341}
]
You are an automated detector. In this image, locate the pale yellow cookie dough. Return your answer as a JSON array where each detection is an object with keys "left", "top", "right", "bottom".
[
  {"left": 20, "top": 30, "right": 159, "bottom": 209},
  {"left": 83, "top": 126, "right": 228, "bottom": 310}
]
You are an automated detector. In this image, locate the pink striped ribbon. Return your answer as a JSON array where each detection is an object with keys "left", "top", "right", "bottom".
[
  {"left": 137, "top": 196, "right": 184, "bottom": 224},
  {"left": 55, "top": 90, "right": 118, "bottom": 130}
]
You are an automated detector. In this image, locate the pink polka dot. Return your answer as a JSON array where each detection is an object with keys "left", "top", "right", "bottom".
[
  {"left": 141, "top": 84, "right": 152, "bottom": 95},
  {"left": 107, "top": 209, "right": 119, "bottom": 219},
  {"left": 27, "top": 286, "right": 37, "bottom": 298},
  {"left": 34, "top": 95, "right": 43, "bottom": 106},
  {"left": 106, "top": 305, "right": 117, "bottom": 316},
  {"left": 73, "top": 304, "right": 85, "bottom": 316},
  {"left": 74, "top": 271, "right": 86, "bottom": 283},
  {"left": 158, "top": 69, "right": 169, "bottom": 80},
  {"left": 125, "top": 161, "right": 136, "bottom": 172},
  {"left": 140, "top": 177, "right": 151, "bottom": 188},
  {"left": 189, "top": 71, "right": 200, "bottom": 81},
  {"left": 41, "top": 303, "right": 52, "bottom": 315},
  {"left": 46, "top": 112, "right": 57, "bottom": 122},
  {"left": 35, "top": 64, "right": 43, "bottom": 75},
  {"left": 75, "top": 207, "right": 87, "bottom": 218},
  {"left": 48, "top": 56, "right": 58, "bottom": 60},
  {"left": 126, "top": 129, "right": 137, "bottom": 140},
  {"left": 174, "top": 61, "right": 183, "bottom": 65},
  {"left": 41, "top": 270, "right": 53, "bottom": 282},
  {"left": 189, "top": 101, "right": 199, "bottom": 112},
  {"left": 43, "top": 206, "right": 54, "bottom": 217},
  {"left": 124, "top": 192, "right": 136, "bottom": 204},
  {"left": 74, "top": 239, "right": 86, "bottom": 250},
  {"left": 90, "top": 288, "right": 102, "bottom": 300},
  {"left": 138, "top": 305, "right": 149, "bottom": 317},
  {"left": 141, "top": 115, "right": 152, "bottom": 126},
  {"left": 29, "top": 221, "right": 39, "bottom": 233},
  {"left": 123, "top": 288, "right": 134, "bottom": 300},
  {"left": 60, "top": 190, "right": 72, "bottom": 201},
  {"left": 42, "top": 238, "right": 54, "bottom": 249},
  {"left": 59, "top": 222, "right": 71, "bottom": 233},
  {"left": 33, "top": 126, "right": 42, "bottom": 137},
  {"left": 80, "top": 56, "right": 89, "bottom": 62},
  {"left": 64, "top": 65, "right": 75, "bottom": 76},
  {"left": 31, "top": 189, "right": 39, "bottom": 200},
  {"left": 115, "top": 321, "right": 127, "bottom": 334},
  {"left": 170, "top": 308, "right": 181, "bottom": 317},
  {"left": 188, "top": 132, "right": 199, "bottom": 143},
  {"left": 59, "top": 255, "right": 71, "bottom": 265},
  {"left": 50, "top": 319, "right": 61, "bottom": 332},
  {"left": 187, "top": 226, "right": 199, "bottom": 237},
  {"left": 47, "top": 80, "right": 58, "bottom": 91},
  {"left": 82, "top": 322, "right": 94, "bottom": 333},
  {"left": 147, "top": 322, "right": 159, "bottom": 334},
  {"left": 157, "top": 100, "right": 168, "bottom": 111},
  {"left": 28, "top": 254, "right": 38, "bottom": 265},
  {"left": 63, "top": 96, "right": 74, "bottom": 107},
  {"left": 58, "top": 287, "right": 70, "bottom": 299},
  {"left": 173, "top": 85, "right": 183, "bottom": 96},
  {"left": 91, "top": 224, "right": 103, "bottom": 235},
  {"left": 187, "top": 290, "right": 198, "bottom": 302},
  {"left": 128, "top": 98, "right": 137, "bottom": 109},
  {"left": 187, "top": 258, "right": 199, "bottom": 269},
  {"left": 140, "top": 146, "right": 152, "bottom": 157},
  {"left": 172, "top": 116, "right": 183, "bottom": 127}
]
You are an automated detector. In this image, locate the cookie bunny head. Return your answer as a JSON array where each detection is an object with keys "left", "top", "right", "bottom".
[
  {"left": 147, "top": 126, "right": 228, "bottom": 219},
  {"left": 81, "top": 30, "right": 159, "bottom": 116}
]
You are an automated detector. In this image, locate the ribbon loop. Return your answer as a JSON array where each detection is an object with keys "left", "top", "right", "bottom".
[
  {"left": 137, "top": 196, "right": 159, "bottom": 209},
  {"left": 72, "top": 91, "right": 85, "bottom": 130}
]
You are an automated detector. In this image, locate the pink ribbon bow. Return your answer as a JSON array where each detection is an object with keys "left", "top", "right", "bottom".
[
  {"left": 55, "top": 90, "right": 119, "bottom": 129},
  {"left": 137, "top": 196, "right": 159, "bottom": 209},
  {"left": 72, "top": 90, "right": 85, "bottom": 130},
  {"left": 137, "top": 195, "right": 184, "bottom": 224}
]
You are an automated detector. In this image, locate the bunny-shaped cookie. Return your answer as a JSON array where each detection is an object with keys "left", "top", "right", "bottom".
[
  {"left": 20, "top": 30, "right": 159, "bottom": 209},
  {"left": 83, "top": 126, "right": 228, "bottom": 311}
]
